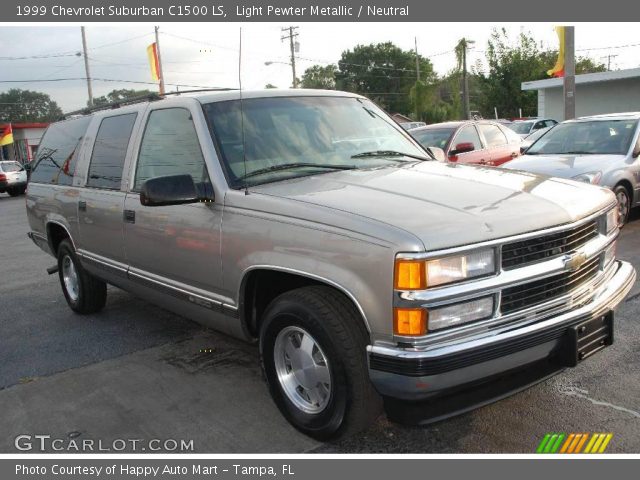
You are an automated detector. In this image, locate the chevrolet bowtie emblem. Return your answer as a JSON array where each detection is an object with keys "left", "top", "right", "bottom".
[{"left": 564, "top": 252, "right": 587, "bottom": 272}]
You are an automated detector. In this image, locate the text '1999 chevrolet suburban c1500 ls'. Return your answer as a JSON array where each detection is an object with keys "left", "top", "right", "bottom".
[{"left": 26, "top": 90, "right": 636, "bottom": 439}]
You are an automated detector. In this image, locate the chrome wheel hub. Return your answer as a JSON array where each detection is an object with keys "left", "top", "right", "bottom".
[
  {"left": 274, "top": 326, "right": 331, "bottom": 414},
  {"left": 62, "top": 255, "right": 79, "bottom": 302},
  {"left": 617, "top": 191, "right": 629, "bottom": 222}
]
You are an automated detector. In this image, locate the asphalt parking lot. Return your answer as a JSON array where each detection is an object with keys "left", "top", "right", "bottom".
[{"left": 1, "top": 192, "right": 639, "bottom": 453}]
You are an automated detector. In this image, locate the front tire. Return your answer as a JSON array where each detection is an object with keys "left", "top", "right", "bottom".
[
  {"left": 614, "top": 184, "right": 631, "bottom": 226},
  {"left": 7, "top": 186, "right": 25, "bottom": 197},
  {"left": 259, "top": 286, "right": 382, "bottom": 440},
  {"left": 57, "top": 239, "right": 107, "bottom": 314}
]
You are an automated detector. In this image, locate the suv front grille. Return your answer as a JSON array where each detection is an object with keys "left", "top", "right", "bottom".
[
  {"left": 500, "top": 257, "right": 600, "bottom": 315},
  {"left": 501, "top": 220, "right": 599, "bottom": 270}
]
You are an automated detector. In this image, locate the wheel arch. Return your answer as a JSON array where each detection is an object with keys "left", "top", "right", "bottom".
[
  {"left": 238, "top": 266, "right": 372, "bottom": 339},
  {"left": 46, "top": 221, "right": 76, "bottom": 256}
]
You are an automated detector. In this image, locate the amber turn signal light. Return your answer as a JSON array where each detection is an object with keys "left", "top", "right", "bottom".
[
  {"left": 394, "top": 308, "right": 427, "bottom": 336},
  {"left": 394, "top": 260, "right": 426, "bottom": 290}
]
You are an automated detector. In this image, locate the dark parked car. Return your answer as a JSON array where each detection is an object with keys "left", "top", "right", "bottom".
[{"left": 410, "top": 120, "right": 522, "bottom": 166}]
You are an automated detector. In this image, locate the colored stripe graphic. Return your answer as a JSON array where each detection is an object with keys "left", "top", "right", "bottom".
[{"left": 537, "top": 433, "right": 613, "bottom": 453}]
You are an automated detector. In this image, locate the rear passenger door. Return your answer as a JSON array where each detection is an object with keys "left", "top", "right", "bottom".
[
  {"left": 122, "top": 105, "right": 224, "bottom": 302},
  {"left": 477, "top": 123, "right": 517, "bottom": 166},
  {"left": 77, "top": 112, "right": 140, "bottom": 272}
]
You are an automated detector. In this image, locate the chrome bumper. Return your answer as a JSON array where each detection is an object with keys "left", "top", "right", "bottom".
[{"left": 368, "top": 260, "right": 636, "bottom": 401}]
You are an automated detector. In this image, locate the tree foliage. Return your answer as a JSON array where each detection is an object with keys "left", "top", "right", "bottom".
[
  {"left": 335, "top": 42, "right": 435, "bottom": 114},
  {"left": 0, "top": 88, "right": 63, "bottom": 122},
  {"left": 92, "top": 88, "right": 154, "bottom": 106},
  {"left": 300, "top": 64, "right": 338, "bottom": 89},
  {"left": 477, "top": 29, "right": 606, "bottom": 118}
]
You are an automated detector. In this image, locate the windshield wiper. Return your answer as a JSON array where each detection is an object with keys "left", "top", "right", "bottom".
[
  {"left": 237, "top": 163, "right": 354, "bottom": 181},
  {"left": 558, "top": 151, "right": 596, "bottom": 155},
  {"left": 350, "top": 150, "right": 430, "bottom": 162}
]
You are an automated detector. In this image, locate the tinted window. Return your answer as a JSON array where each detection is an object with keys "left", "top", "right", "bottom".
[
  {"left": 412, "top": 128, "right": 455, "bottom": 149},
  {"left": 509, "top": 122, "right": 534, "bottom": 134},
  {"left": 87, "top": 113, "right": 137, "bottom": 190},
  {"left": 453, "top": 125, "right": 482, "bottom": 150},
  {"left": 134, "top": 108, "right": 208, "bottom": 191},
  {"left": 479, "top": 124, "right": 508, "bottom": 147},
  {"left": 30, "top": 117, "right": 91, "bottom": 185}
]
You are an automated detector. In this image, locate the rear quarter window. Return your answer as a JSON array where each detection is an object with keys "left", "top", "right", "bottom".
[{"left": 30, "top": 116, "right": 91, "bottom": 185}]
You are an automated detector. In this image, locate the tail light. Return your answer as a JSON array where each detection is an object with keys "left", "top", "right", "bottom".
[{"left": 0, "top": 173, "right": 6, "bottom": 182}]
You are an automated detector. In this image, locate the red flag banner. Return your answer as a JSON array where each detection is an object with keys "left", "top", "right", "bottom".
[
  {"left": 547, "top": 26, "right": 566, "bottom": 78},
  {"left": 0, "top": 123, "right": 14, "bottom": 146},
  {"left": 147, "top": 42, "right": 160, "bottom": 81}
]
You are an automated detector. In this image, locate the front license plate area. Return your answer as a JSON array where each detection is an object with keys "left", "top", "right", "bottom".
[{"left": 562, "top": 312, "right": 613, "bottom": 367}]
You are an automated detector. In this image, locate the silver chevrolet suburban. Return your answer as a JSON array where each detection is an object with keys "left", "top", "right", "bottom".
[{"left": 26, "top": 90, "right": 636, "bottom": 439}]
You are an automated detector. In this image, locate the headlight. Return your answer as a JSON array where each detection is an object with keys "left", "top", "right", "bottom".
[
  {"left": 605, "top": 207, "right": 619, "bottom": 234},
  {"left": 395, "top": 249, "right": 496, "bottom": 290},
  {"left": 428, "top": 296, "right": 495, "bottom": 331},
  {"left": 572, "top": 171, "right": 602, "bottom": 184}
]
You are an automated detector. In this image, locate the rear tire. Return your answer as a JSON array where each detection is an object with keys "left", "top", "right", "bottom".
[
  {"left": 7, "top": 187, "right": 24, "bottom": 197},
  {"left": 57, "top": 239, "right": 107, "bottom": 314},
  {"left": 614, "top": 184, "right": 631, "bottom": 226},
  {"left": 259, "top": 286, "right": 382, "bottom": 440}
]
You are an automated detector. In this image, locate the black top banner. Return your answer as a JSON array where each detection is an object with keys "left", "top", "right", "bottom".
[{"left": 4, "top": 0, "right": 640, "bottom": 22}]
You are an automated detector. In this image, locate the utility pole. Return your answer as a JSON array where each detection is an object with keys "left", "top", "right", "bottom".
[
  {"left": 80, "top": 26, "right": 93, "bottom": 107},
  {"left": 154, "top": 26, "right": 166, "bottom": 95},
  {"left": 460, "top": 38, "right": 475, "bottom": 120},
  {"left": 563, "top": 26, "right": 576, "bottom": 120},
  {"left": 281, "top": 26, "right": 299, "bottom": 88},
  {"left": 601, "top": 54, "right": 618, "bottom": 71}
]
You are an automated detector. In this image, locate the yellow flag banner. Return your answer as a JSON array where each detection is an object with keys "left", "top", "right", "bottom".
[
  {"left": 147, "top": 42, "right": 160, "bottom": 81},
  {"left": 547, "top": 26, "right": 565, "bottom": 78},
  {"left": 0, "top": 124, "right": 14, "bottom": 146}
]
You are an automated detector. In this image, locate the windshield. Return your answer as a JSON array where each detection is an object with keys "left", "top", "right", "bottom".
[
  {"left": 203, "top": 96, "right": 427, "bottom": 187},
  {"left": 509, "top": 122, "right": 534, "bottom": 134},
  {"left": 411, "top": 128, "right": 455, "bottom": 150},
  {"left": 0, "top": 162, "right": 23, "bottom": 172},
  {"left": 526, "top": 119, "right": 638, "bottom": 155}
]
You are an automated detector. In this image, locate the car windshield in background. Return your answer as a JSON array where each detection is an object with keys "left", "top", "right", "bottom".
[
  {"left": 526, "top": 119, "right": 639, "bottom": 156},
  {"left": 411, "top": 128, "right": 455, "bottom": 150},
  {"left": 0, "top": 162, "right": 23, "bottom": 172},
  {"left": 510, "top": 122, "right": 534, "bottom": 134},
  {"left": 203, "top": 96, "right": 426, "bottom": 187}
]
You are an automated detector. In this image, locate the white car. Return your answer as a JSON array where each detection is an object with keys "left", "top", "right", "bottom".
[
  {"left": 509, "top": 118, "right": 558, "bottom": 138},
  {"left": 0, "top": 161, "right": 28, "bottom": 196}
]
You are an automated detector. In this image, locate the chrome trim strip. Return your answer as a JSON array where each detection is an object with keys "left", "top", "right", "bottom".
[
  {"left": 78, "top": 250, "right": 128, "bottom": 275},
  {"left": 370, "top": 260, "right": 635, "bottom": 360},
  {"left": 396, "top": 203, "right": 615, "bottom": 260}
]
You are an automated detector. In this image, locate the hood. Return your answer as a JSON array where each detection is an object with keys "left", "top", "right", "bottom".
[
  {"left": 250, "top": 162, "right": 615, "bottom": 251},
  {"left": 503, "top": 153, "right": 626, "bottom": 179}
]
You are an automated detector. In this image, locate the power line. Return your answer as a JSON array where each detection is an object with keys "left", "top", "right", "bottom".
[{"left": 0, "top": 77, "right": 230, "bottom": 89}]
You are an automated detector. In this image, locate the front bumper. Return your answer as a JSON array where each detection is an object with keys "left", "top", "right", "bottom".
[{"left": 368, "top": 259, "right": 635, "bottom": 401}]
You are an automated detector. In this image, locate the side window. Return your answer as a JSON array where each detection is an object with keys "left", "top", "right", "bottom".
[
  {"left": 545, "top": 120, "right": 557, "bottom": 128},
  {"left": 30, "top": 116, "right": 91, "bottom": 185},
  {"left": 479, "top": 124, "right": 508, "bottom": 148},
  {"left": 87, "top": 113, "right": 137, "bottom": 190},
  {"left": 134, "top": 108, "right": 209, "bottom": 191},
  {"left": 454, "top": 125, "right": 482, "bottom": 150},
  {"left": 500, "top": 125, "right": 522, "bottom": 144}
]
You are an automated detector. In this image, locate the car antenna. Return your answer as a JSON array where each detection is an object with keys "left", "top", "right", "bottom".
[{"left": 238, "top": 27, "right": 249, "bottom": 196}]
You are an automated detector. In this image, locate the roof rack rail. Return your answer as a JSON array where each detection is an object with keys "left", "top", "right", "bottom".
[{"left": 61, "top": 87, "right": 238, "bottom": 120}]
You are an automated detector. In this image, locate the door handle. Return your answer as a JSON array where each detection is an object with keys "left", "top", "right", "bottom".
[
  {"left": 78, "top": 200, "right": 87, "bottom": 212},
  {"left": 123, "top": 209, "right": 136, "bottom": 224}
]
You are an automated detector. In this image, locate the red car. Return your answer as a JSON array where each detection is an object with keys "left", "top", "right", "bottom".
[{"left": 409, "top": 120, "right": 522, "bottom": 166}]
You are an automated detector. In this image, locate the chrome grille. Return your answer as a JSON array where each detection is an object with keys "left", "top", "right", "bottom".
[
  {"left": 501, "top": 220, "right": 599, "bottom": 270},
  {"left": 501, "top": 257, "right": 600, "bottom": 315}
]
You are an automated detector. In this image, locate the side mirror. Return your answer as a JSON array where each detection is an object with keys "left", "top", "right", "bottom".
[
  {"left": 520, "top": 145, "right": 528, "bottom": 154},
  {"left": 426, "top": 146, "right": 446, "bottom": 162},
  {"left": 633, "top": 142, "right": 640, "bottom": 158},
  {"left": 449, "top": 142, "right": 475, "bottom": 156},
  {"left": 140, "top": 174, "right": 213, "bottom": 207}
]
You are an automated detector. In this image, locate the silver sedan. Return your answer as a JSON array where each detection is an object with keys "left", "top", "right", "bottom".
[{"left": 503, "top": 112, "right": 640, "bottom": 224}]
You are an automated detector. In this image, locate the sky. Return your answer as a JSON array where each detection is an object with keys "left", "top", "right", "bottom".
[{"left": 1, "top": 22, "right": 639, "bottom": 112}]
